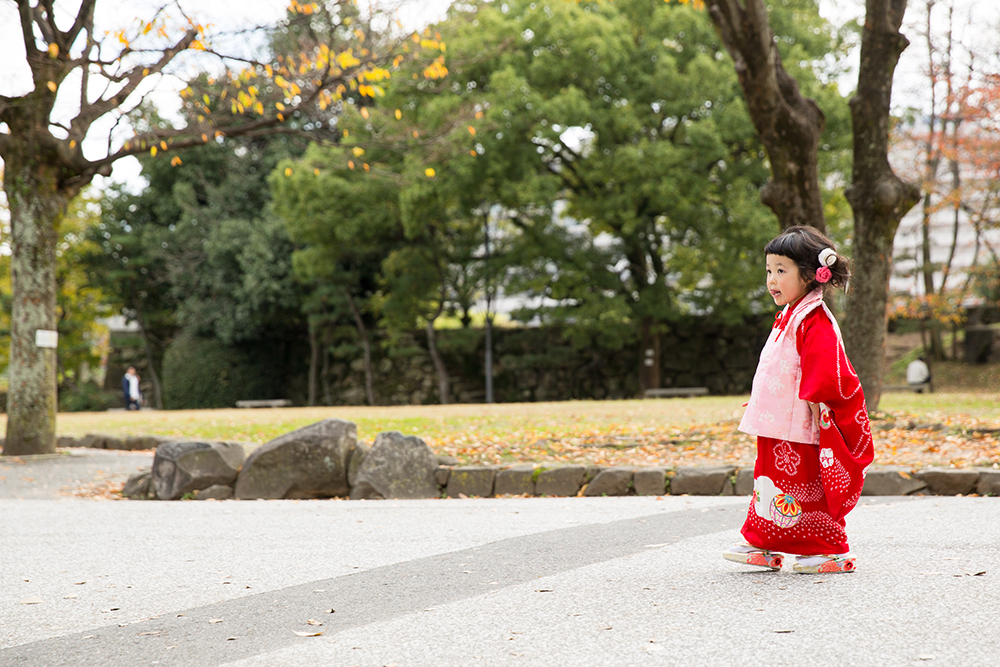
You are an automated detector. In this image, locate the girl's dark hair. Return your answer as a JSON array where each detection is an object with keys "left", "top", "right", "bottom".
[{"left": 764, "top": 225, "right": 852, "bottom": 293}]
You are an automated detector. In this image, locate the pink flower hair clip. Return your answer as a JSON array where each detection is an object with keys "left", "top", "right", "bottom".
[{"left": 816, "top": 248, "right": 837, "bottom": 283}]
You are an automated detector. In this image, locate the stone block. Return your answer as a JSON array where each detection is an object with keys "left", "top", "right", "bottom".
[
  {"left": 447, "top": 466, "right": 497, "bottom": 498},
  {"left": 862, "top": 467, "right": 927, "bottom": 496},
  {"left": 152, "top": 441, "right": 246, "bottom": 500},
  {"left": 535, "top": 465, "right": 586, "bottom": 497},
  {"left": 57, "top": 436, "right": 80, "bottom": 449},
  {"left": 122, "top": 470, "right": 153, "bottom": 499},
  {"left": 350, "top": 431, "right": 440, "bottom": 500},
  {"left": 435, "top": 467, "right": 451, "bottom": 487},
  {"left": 348, "top": 441, "right": 370, "bottom": 488},
  {"left": 669, "top": 465, "right": 736, "bottom": 496},
  {"left": 79, "top": 433, "right": 122, "bottom": 450},
  {"left": 915, "top": 468, "right": 980, "bottom": 496},
  {"left": 976, "top": 470, "right": 1000, "bottom": 496},
  {"left": 494, "top": 464, "right": 536, "bottom": 496},
  {"left": 633, "top": 468, "right": 667, "bottom": 496},
  {"left": 123, "top": 435, "right": 168, "bottom": 451},
  {"left": 584, "top": 467, "right": 633, "bottom": 496},
  {"left": 437, "top": 455, "right": 459, "bottom": 466},
  {"left": 194, "top": 484, "right": 234, "bottom": 500},
  {"left": 734, "top": 467, "right": 754, "bottom": 496},
  {"left": 236, "top": 419, "right": 356, "bottom": 500}
]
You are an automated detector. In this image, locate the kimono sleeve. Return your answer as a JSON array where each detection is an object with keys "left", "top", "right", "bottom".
[
  {"left": 796, "top": 307, "right": 874, "bottom": 522},
  {"left": 796, "top": 308, "right": 862, "bottom": 410}
]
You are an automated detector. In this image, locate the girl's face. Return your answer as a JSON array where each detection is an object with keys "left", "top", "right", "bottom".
[{"left": 766, "top": 254, "right": 808, "bottom": 307}]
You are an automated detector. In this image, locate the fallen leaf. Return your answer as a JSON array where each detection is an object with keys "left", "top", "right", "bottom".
[
  {"left": 63, "top": 594, "right": 78, "bottom": 599},
  {"left": 306, "top": 619, "right": 323, "bottom": 626},
  {"left": 19, "top": 597, "right": 43, "bottom": 605},
  {"left": 138, "top": 631, "right": 161, "bottom": 636},
  {"left": 293, "top": 630, "right": 324, "bottom": 637},
  {"left": 535, "top": 589, "right": 553, "bottom": 593},
  {"left": 227, "top": 637, "right": 237, "bottom": 641},
  {"left": 209, "top": 618, "right": 224, "bottom": 624},
  {"left": 774, "top": 630, "right": 795, "bottom": 634}
]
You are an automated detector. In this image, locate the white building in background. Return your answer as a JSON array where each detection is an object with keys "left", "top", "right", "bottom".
[{"left": 890, "top": 203, "right": 1000, "bottom": 302}]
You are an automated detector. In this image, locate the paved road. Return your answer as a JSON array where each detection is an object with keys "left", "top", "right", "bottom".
[{"left": 1, "top": 453, "right": 998, "bottom": 666}]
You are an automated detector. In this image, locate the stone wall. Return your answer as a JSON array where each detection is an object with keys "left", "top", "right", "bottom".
[{"left": 322, "top": 317, "right": 770, "bottom": 406}]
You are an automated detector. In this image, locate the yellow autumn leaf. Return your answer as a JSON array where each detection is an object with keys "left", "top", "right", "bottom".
[
  {"left": 360, "top": 107, "right": 370, "bottom": 119},
  {"left": 425, "top": 168, "right": 435, "bottom": 177},
  {"left": 69, "top": 140, "right": 77, "bottom": 149},
  {"left": 171, "top": 156, "right": 183, "bottom": 166},
  {"left": 348, "top": 160, "right": 355, "bottom": 169},
  {"left": 150, "top": 146, "right": 158, "bottom": 157},
  {"left": 313, "top": 168, "right": 320, "bottom": 176},
  {"left": 201, "top": 133, "right": 209, "bottom": 143},
  {"left": 468, "top": 126, "right": 476, "bottom": 136},
  {"left": 395, "top": 109, "right": 402, "bottom": 120},
  {"left": 47, "top": 81, "right": 57, "bottom": 92},
  {"left": 363, "top": 163, "right": 370, "bottom": 172},
  {"left": 470, "top": 150, "right": 477, "bottom": 156},
  {"left": 160, "top": 141, "right": 167, "bottom": 151},
  {"left": 284, "top": 167, "right": 293, "bottom": 177},
  {"left": 47, "top": 43, "right": 59, "bottom": 58},
  {"left": 352, "top": 147, "right": 365, "bottom": 157},
  {"left": 275, "top": 102, "right": 285, "bottom": 111}
]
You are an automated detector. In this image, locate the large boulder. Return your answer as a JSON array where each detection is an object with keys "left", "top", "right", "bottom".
[
  {"left": 235, "top": 419, "right": 356, "bottom": 499},
  {"left": 349, "top": 431, "right": 439, "bottom": 500},
  {"left": 122, "top": 470, "right": 154, "bottom": 499},
  {"left": 152, "top": 441, "right": 247, "bottom": 500}
]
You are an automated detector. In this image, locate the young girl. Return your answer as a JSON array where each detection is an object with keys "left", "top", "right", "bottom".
[{"left": 724, "top": 226, "right": 875, "bottom": 574}]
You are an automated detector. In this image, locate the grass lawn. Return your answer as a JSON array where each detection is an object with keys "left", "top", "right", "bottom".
[{"left": 2, "top": 392, "right": 997, "bottom": 469}]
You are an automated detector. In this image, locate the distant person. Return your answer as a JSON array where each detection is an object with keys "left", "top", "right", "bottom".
[
  {"left": 725, "top": 226, "right": 873, "bottom": 575},
  {"left": 906, "top": 357, "right": 932, "bottom": 393},
  {"left": 122, "top": 367, "right": 142, "bottom": 410}
]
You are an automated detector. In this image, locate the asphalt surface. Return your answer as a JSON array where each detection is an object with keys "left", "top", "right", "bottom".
[{"left": 1, "top": 451, "right": 998, "bottom": 667}]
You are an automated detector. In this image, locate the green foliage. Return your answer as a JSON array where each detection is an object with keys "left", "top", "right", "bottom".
[
  {"left": 161, "top": 330, "right": 284, "bottom": 409},
  {"left": 58, "top": 382, "right": 120, "bottom": 413}
]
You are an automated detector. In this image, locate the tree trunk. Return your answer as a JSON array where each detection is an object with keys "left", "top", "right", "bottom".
[
  {"left": 3, "top": 166, "right": 69, "bottom": 456},
  {"left": 638, "top": 316, "right": 661, "bottom": 394},
  {"left": 321, "top": 329, "right": 332, "bottom": 406},
  {"left": 425, "top": 319, "right": 450, "bottom": 405},
  {"left": 307, "top": 321, "right": 319, "bottom": 407},
  {"left": 133, "top": 305, "right": 164, "bottom": 409},
  {"left": 706, "top": 0, "right": 826, "bottom": 232},
  {"left": 343, "top": 290, "right": 375, "bottom": 406},
  {"left": 843, "top": 0, "right": 922, "bottom": 411}
]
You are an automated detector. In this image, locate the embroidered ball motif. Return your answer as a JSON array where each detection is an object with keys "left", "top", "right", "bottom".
[
  {"left": 819, "top": 447, "right": 835, "bottom": 468},
  {"left": 820, "top": 408, "right": 832, "bottom": 430},
  {"left": 769, "top": 493, "right": 803, "bottom": 528}
]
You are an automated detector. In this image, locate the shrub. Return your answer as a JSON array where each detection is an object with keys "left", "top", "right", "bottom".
[{"left": 161, "top": 330, "right": 284, "bottom": 409}]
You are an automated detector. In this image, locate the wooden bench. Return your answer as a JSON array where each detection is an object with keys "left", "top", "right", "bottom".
[
  {"left": 643, "top": 387, "right": 709, "bottom": 399},
  {"left": 235, "top": 399, "right": 293, "bottom": 408}
]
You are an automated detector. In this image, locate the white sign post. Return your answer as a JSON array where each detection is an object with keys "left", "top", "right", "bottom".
[{"left": 35, "top": 329, "right": 58, "bottom": 349}]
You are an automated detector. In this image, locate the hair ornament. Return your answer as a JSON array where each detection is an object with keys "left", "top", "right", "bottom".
[
  {"left": 818, "top": 248, "right": 838, "bottom": 267},
  {"left": 815, "top": 266, "right": 832, "bottom": 283}
]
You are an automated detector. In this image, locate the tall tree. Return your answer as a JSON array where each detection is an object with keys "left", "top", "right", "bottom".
[
  {"left": 697, "top": 0, "right": 921, "bottom": 408},
  {"left": 0, "top": 0, "right": 443, "bottom": 455}
]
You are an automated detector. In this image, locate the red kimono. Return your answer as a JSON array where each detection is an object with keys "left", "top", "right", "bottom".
[{"left": 740, "top": 301, "right": 875, "bottom": 555}]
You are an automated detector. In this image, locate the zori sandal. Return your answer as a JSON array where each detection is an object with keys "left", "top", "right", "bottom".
[
  {"left": 723, "top": 544, "right": 784, "bottom": 570},
  {"left": 792, "top": 554, "right": 856, "bottom": 574}
]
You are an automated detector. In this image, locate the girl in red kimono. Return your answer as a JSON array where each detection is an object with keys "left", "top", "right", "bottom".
[{"left": 724, "top": 226, "right": 875, "bottom": 573}]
